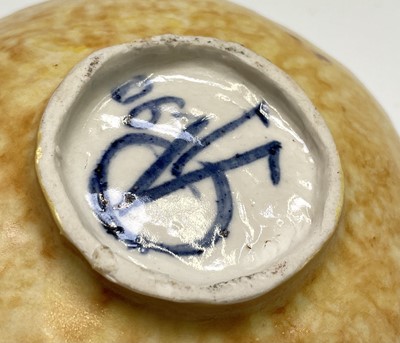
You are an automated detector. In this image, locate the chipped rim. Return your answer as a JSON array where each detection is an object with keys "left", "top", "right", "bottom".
[{"left": 35, "top": 35, "right": 344, "bottom": 304}]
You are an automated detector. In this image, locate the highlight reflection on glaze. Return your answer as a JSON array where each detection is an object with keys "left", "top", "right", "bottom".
[{"left": 89, "top": 75, "right": 282, "bottom": 256}]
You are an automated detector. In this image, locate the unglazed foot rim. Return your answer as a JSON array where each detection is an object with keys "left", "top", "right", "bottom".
[{"left": 36, "top": 35, "right": 343, "bottom": 304}]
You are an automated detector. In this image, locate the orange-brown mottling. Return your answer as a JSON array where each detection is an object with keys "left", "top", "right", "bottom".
[{"left": 0, "top": 0, "right": 399, "bottom": 342}]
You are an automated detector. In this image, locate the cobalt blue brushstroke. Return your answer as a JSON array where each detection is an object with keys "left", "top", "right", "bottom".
[
  {"left": 171, "top": 104, "right": 269, "bottom": 177},
  {"left": 129, "top": 116, "right": 209, "bottom": 194},
  {"left": 88, "top": 75, "right": 282, "bottom": 256},
  {"left": 88, "top": 132, "right": 171, "bottom": 243},
  {"left": 138, "top": 140, "right": 281, "bottom": 202},
  {"left": 136, "top": 164, "right": 233, "bottom": 256},
  {"left": 125, "top": 96, "right": 185, "bottom": 125},
  {"left": 268, "top": 141, "right": 281, "bottom": 185},
  {"left": 111, "top": 75, "right": 153, "bottom": 104},
  {"left": 89, "top": 132, "right": 171, "bottom": 196}
]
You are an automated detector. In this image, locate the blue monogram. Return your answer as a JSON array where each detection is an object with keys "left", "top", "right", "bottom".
[{"left": 88, "top": 75, "right": 282, "bottom": 256}]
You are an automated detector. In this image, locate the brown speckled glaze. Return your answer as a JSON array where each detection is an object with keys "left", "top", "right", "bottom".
[{"left": 0, "top": 0, "right": 399, "bottom": 342}]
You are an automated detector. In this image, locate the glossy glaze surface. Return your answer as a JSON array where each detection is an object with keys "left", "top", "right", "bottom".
[
  {"left": 60, "top": 57, "right": 317, "bottom": 285},
  {"left": 0, "top": 0, "right": 399, "bottom": 342},
  {"left": 37, "top": 36, "right": 341, "bottom": 303}
]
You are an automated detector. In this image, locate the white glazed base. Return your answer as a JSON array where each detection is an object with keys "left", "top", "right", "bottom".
[{"left": 36, "top": 35, "right": 343, "bottom": 304}]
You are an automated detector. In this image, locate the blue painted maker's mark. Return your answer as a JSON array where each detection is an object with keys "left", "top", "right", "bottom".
[
  {"left": 89, "top": 76, "right": 282, "bottom": 256},
  {"left": 112, "top": 75, "right": 153, "bottom": 104}
]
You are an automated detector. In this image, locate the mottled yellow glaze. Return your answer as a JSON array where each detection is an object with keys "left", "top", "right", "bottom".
[{"left": 0, "top": 0, "right": 399, "bottom": 342}]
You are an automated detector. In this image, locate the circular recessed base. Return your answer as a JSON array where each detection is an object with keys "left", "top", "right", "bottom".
[{"left": 36, "top": 35, "right": 343, "bottom": 305}]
